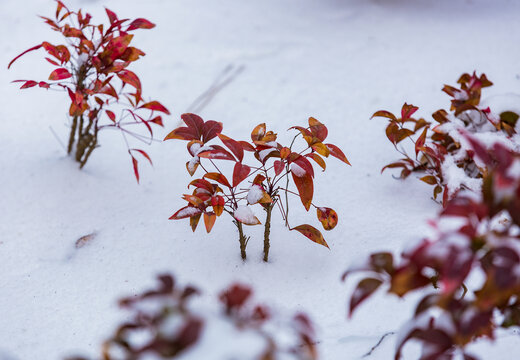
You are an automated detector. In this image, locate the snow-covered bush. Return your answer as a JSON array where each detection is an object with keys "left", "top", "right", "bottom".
[
  {"left": 344, "top": 138, "right": 520, "bottom": 359},
  {"left": 67, "top": 274, "right": 317, "bottom": 360},
  {"left": 373, "top": 72, "right": 520, "bottom": 205},
  {"left": 8, "top": 0, "right": 169, "bottom": 180},
  {"left": 164, "top": 114, "right": 350, "bottom": 261}
]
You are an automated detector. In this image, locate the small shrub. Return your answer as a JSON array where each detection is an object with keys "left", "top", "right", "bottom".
[
  {"left": 8, "top": 0, "right": 169, "bottom": 181},
  {"left": 68, "top": 274, "right": 317, "bottom": 360},
  {"left": 164, "top": 113, "right": 350, "bottom": 261},
  {"left": 344, "top": 137, "right": 520, "bottom": 359},
  {"left": 374, "top": 72, "right": 519, "bottom": 205}
]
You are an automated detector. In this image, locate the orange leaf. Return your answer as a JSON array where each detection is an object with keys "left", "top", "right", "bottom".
[
  {"left": 251, "top": 123, "right": 266, "bottom": 142},
  {"left": 371, "top": 110, "right": 397, "bottom": 121},
  {"left": 317, "top": 207, "right": 338, "bottom": 230},
  {"left": 204, "top": 212, "right": 216, "bottom": 233},
  {"left": 211, "top": 196, "right": 225, "bottom": 216},
  {"left": 204, "top": 172, "right": 231, "bottom": 188},
  {"left": 139, "top": 101, "right": 170, "bottom": 114},
  {"left": 308, "top": 117, "right": 328, "bottom": 141},
  {"left": 291, "top": 224, "right": 329, "bottom": 248},
  {"left": 291, "top": 171, "right": 313, "bottom": 211}
]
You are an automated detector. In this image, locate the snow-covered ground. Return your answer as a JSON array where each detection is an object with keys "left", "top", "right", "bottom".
[{"left": 1, "top": 0, "right": 520, "bottom": 359}]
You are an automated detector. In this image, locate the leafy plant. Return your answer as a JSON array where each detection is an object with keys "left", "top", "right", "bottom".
[
  {"left": 374, "top": 72, "right": 519, "bottom": 205},
  {"left": 165, "top": 113, "right": 350, "bottom": 261},
  {"left": 8, "top": 0, "right": 169, "bottom": 181},
  {"left": 344, "top": 137, "right": 520, "bottom": 359},
  {"left": 68, "top": 274, "right": 317, "bottom": 360}
]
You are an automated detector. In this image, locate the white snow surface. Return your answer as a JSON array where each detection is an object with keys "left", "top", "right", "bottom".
[{"left": 2, "top": 0, "right": 520, "bottom": 359}]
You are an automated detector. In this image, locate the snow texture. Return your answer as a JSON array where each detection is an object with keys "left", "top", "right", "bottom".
[
  {"left": 247, "top": 185, "right": 265, "bottom": 205},
  {"left": 2, "top": 0, "right": 520, "bottom": 359}
]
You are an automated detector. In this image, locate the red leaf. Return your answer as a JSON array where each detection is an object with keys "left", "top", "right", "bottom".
[
  {"left": 415, "top": 127, "right": 428, "bottom": 156},
  {"left": 349, "top": 278, "right": 382, "bottom": 316},
  {"left": 309, "top": 117, "right": 328, "bottom": 141},
  {"left": 325, "top": 144, "right": 351, "bottom": 165},
  {"left": 189, "top": 179, "right": 214, "bottom": 193},
  {"left": 218, "top": 134, "right": 244, "bottom": 162},
  {"left": 139, "top": 101, "right": 170, "bottom": 114},
  {"left": 291, "top": 171, "right": 313, "bottom": 211},
  {"left": 202, "top": 120, "right": 223, "bottom": 143},
  {"left": 164, "top": 127, "right": 198, "bottom": 141},
  {"left": 131, "top": 149, "right": 153, "bottom": 166},
  {"left": 211, "top": 196, "right": 225, "bottom": 216},
  {"left": 274, "top": 160, "right": 284, "bottom": 176},
  {"left": 233, "top": 163, "right": 250, "bottom": 187},
  {"left": 105, "top": 7, "right": 118, "bottom": 24},
  {"left": 240, "top": 141, "right": 256, "bottom": 152},
  {"left": 13, "top": 80, "right": 38, "bottom": 89},
  {"left": 106, "top": 110, "right": 116, "bottom": 122},
  {"left": 127, "top": 18, "right": 156, "bottom": 31},
  {"left": 204, "top": 172, "right": 231, "bottom": 187},
  {"left": 317, "top": 207, "right": 338, "bottom": 230},
  {"left": 182, "top": 113, "right": 204, "bottom": 135},
  {"left": 291, "top": 224, "right": 329, "bottom": 248},
  {"left": 48, "top": 68, "right": 71, "bottom": 80},
  {"left": 401, "top": 103, "right": 419, "bottom": 120},
  {"left": 117, "top": 69, "right": 141, "bottom": 91},
  {"left": 8, "top": 44, "right": 43, "bottom": 69},
  {"left": 38, "top": 81, "right": 50, "bottom": 89},
  {"left": 131, "top": 156, "right": 139, "bottom": 183}
]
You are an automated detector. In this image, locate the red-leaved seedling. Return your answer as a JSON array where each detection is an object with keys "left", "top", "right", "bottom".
[
  {"left": 8, "top": 0, "right": 170, "bottom": 181},
  {"left": 344, "top": 136, "right": 520, "bottom": 359},
  {"left": 374, "top": 72, "right": 519, "bottom": 205},
  {"left": 165, "top": 113, "right": 350, "bottom": 261},
  {"left": 67, "top": 274, "right": 317, "bottom": 360}
]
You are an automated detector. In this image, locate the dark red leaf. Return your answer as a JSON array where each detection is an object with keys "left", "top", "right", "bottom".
[
  {"left": 49, "top": 68, "right": 72, "bottom": 80},
  {"left": 233, "top": 163, "right": 250, "bottom": 187},
  {"left": 127, "top": 18, "right": 156, "bottom": 31}
]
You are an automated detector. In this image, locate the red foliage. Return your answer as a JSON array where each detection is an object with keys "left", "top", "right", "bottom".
[
  {"left": 345, "top": 138, "right": 520, "bottom": 359},
  {"left": 165, "top": 114, "right": 350, "bottom": 261},
  {"left": 374, "top": 72, "right": 518, "bottom": 205},
  {"left": 68, "top": 275, "right": 317, "bottom": 360},
  {"left": 8, "top": 0, "right": 169, "bottom": 181}
]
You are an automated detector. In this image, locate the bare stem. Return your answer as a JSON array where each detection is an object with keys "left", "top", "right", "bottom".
[
  {"left": 235, "top": 220, "right": 248, "bottom": 261},
  {"left": 263, "top": 204, "right": 273, "bottom": 262}
]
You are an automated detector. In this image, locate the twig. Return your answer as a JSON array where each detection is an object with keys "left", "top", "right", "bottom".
[
  {"left": 362, "top": 331, "right": 396, "bottom": 358},
  {"left": 183, "top": 64, "right": 245, "bottom": 119},
  {"left": 49, "top": 126, "right": 67, "bottom": 153}
]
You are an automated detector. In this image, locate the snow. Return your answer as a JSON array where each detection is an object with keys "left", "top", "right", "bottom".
[
  {"left": 441, "top": 154, "right": 482, "bottom": 196},
  {"left": 234, "top": 205, "right": 259, "bottom": 225},
  {"left": 175, "top": 206, "right": 201, "bottom": 218},
  {"left": 290, "top": 163, "right": 306, "bottom": 177},
  {"left": 247, "top": 184, "right": 264, "bottom": 205},
  {"left": 2, "top": 0, "right": 520, "bottom": 359}
]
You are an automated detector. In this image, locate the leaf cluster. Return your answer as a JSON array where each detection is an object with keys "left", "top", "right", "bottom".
[{"left": 345, "top": 138, "right": 520, "bottom": 360}]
